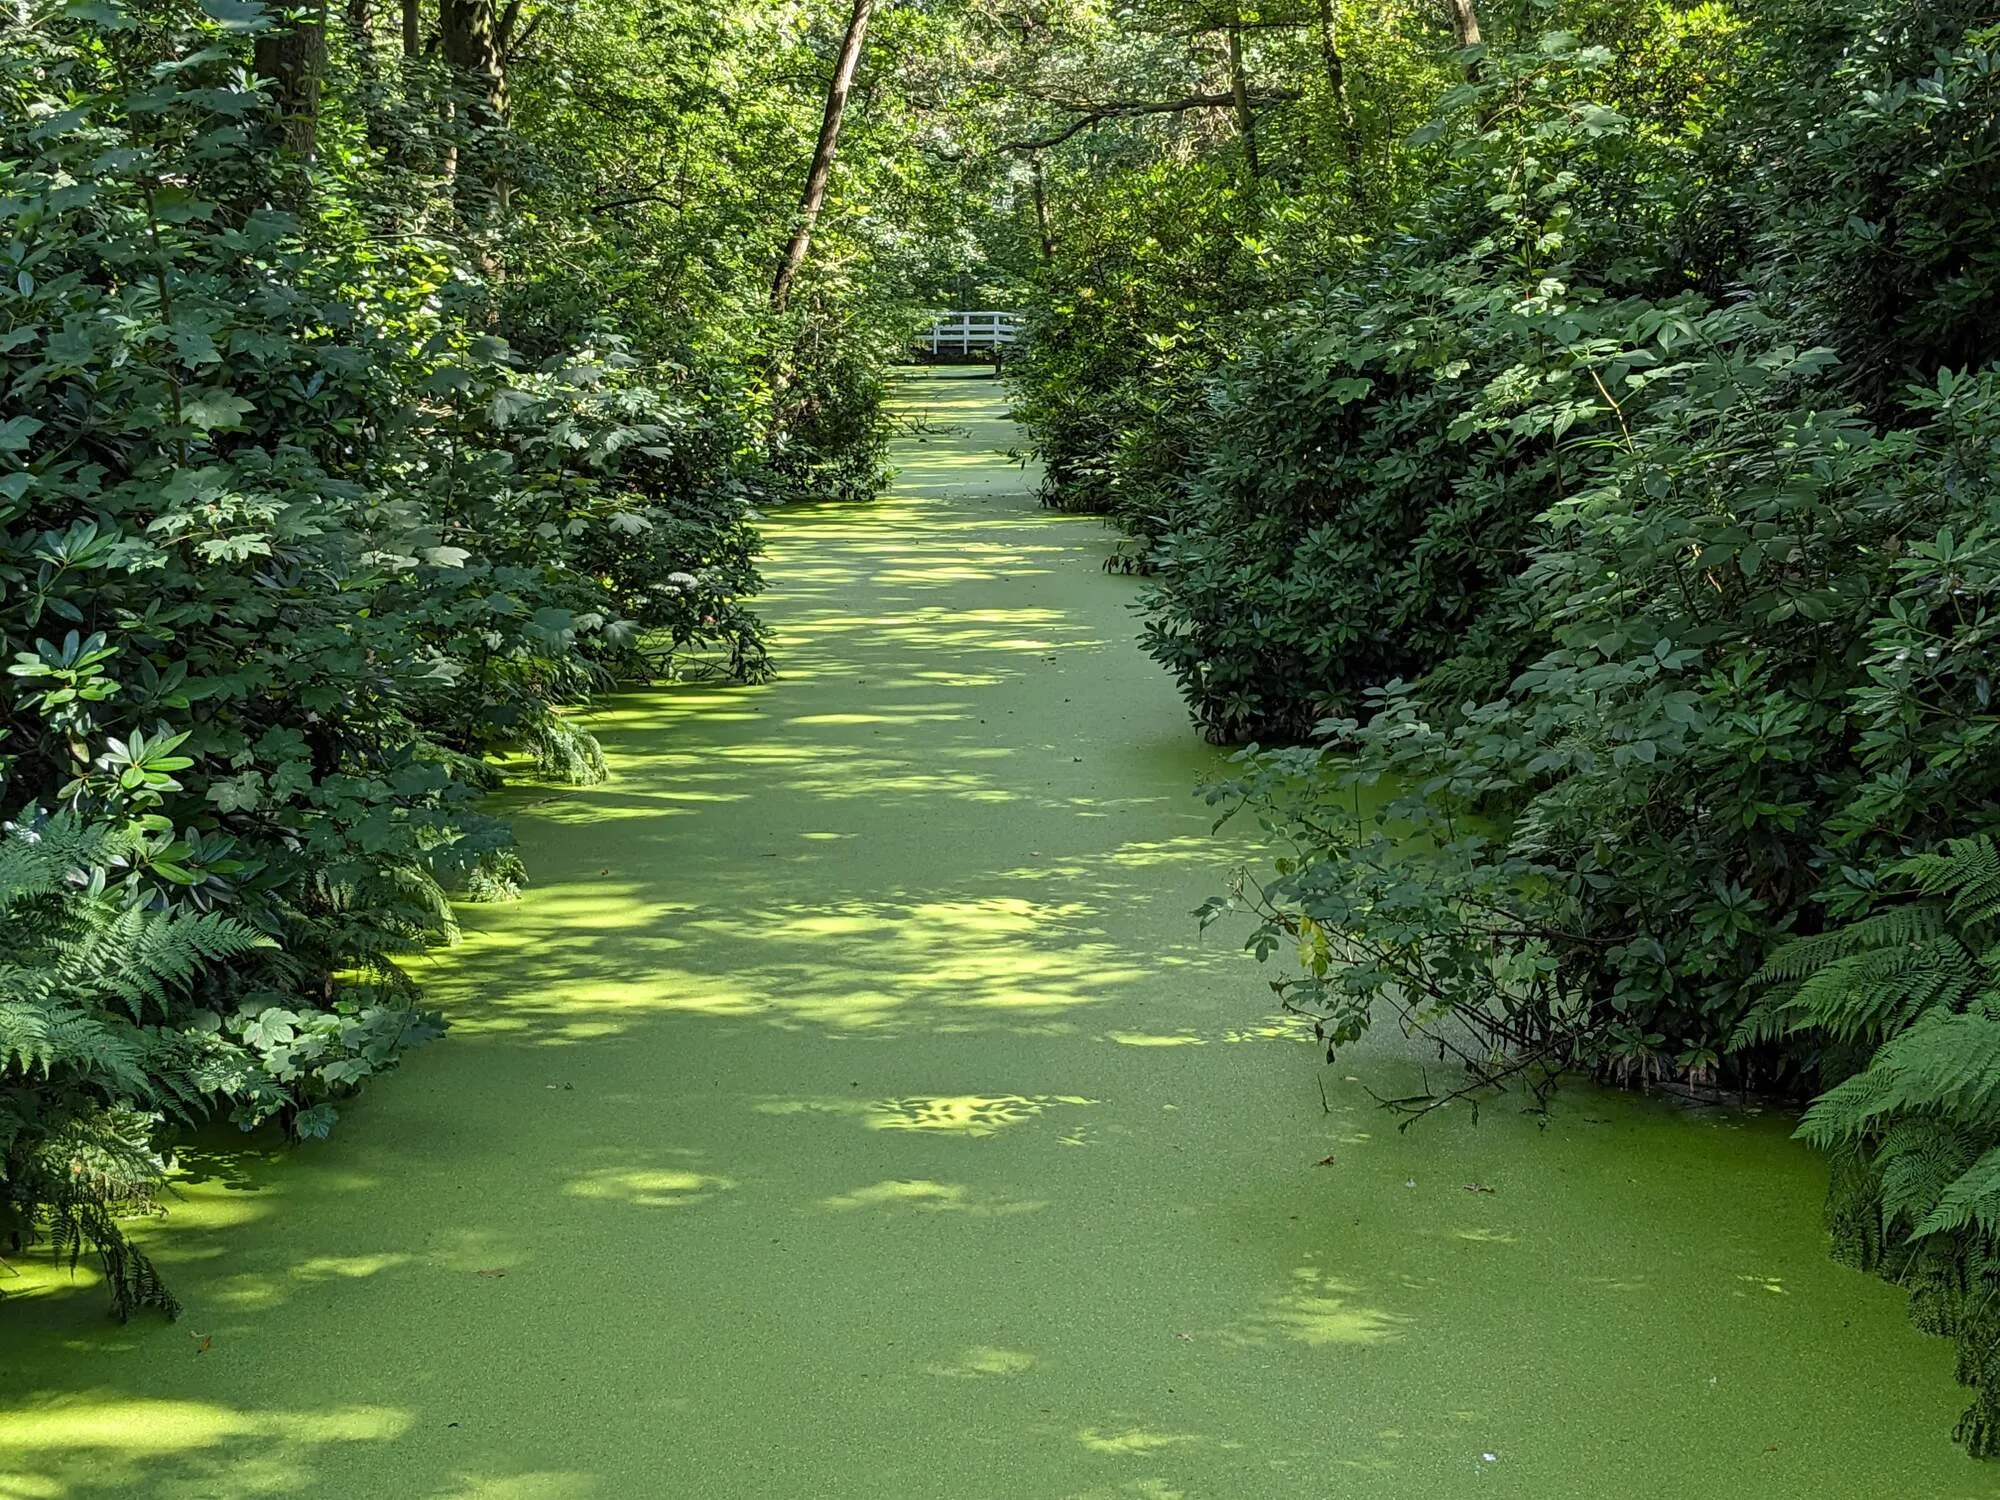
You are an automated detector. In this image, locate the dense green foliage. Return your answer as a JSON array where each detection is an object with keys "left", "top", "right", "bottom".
[
  {"left": 997, "top": 0, "right": 2000, "bottom": 1451},
  {"left": 1002, "top": 0, "right": 1452, "bottom": 537},
  {"left": 0, "top": 0, "right": 939, "bottom": 1307},
  {"left": 12, "top": 0, "right": 2000, "bottom": 1456}
]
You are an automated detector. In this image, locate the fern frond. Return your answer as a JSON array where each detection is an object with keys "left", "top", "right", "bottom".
[
  {"left": 0, "top": 1003, "right": 152, "bottom": 1095},
  {"left": 18, "top": 1108, "right": 180, "bottom": 1321},
  {"left": 1803, "top": 1012, "right": 2000, "bottom": 1150},
  {"left": 1880, "top": 1118, "right": 1982, "bottom": 1229},
  {"left": 97, "top": 907, "right": 275, "bottom": 1017},
  {"left": 1917, "top": 1146, "right": 2000, "bottom": 1239},
  {"left": 1898, "top": 836, "right": 2000, "bottom": 927},
  {"left": 1884, "top": 1012, "right": 2000, "bottom": 1123},
  {"left": 382, "top": 863, "right": 460, "bottom": 944},
  {"left": 0, "top": 1002, "right": 55, "bottom": 1074},
  {"left": 0, "top": 816, "right": 132, "bottom": 909},
  {"left": 529, "top": 711, "right": 609, "bottom": 785},
  {"left": 1825, "top": 1141, "right": 1888, "bottom": 1270},
  {"left": 1757, "top": 906, "right": 1949, "bottom": 984},
  {"left": 1784, "top": 938, "right": 1982, "bottom": 1044},
  {"left": 1800, "top": 1065, "right": 1906, "bottom": 1146}
]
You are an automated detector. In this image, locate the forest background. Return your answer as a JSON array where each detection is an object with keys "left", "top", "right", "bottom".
[{"left": 6, "top": 0, "right": 2000, "bottom": 1455}]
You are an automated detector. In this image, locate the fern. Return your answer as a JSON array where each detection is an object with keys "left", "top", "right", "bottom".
[
  {"left": 70, "top": 905, "right": 275, "bottom": 1019},
  {"left": 1918, "top": 1145, "right": 2000, "bottom": 1239},
  {"left": 2, "top": 815, "right": 283, "bottom": 1317},
  {"left": 1798, "top": 1064, "right": 1904, "bottom": 1145},
  {"left": 21, "top": 1111, "right": 181, "bottom": 1322},
  {"left": 460, "top": 850, "right": 528, "bottom": 903},
  {"left": 1801, "top": 1011, "right": 2000, "bottom": 1140},
  {"left": 0, "top": 819, "right": 131, "bottom": 904},
  {"left": 528, "top": 709, "right": 609, "bottom": 785},
  {"left": 1879, "top": 1119, "right": 1980, "bottom": 1231},
  {"left": 1789, "top": 939, "right": 1977, "bottom": 1043},
  {"left": 1824, "top": 1141, "right": 1888, "bottom": 1271},
  {"left": 1756, "top": 905, "right": 1948, "bottom": 984},
  {"left": 1903, "top": 837, "right": 2000, "bottom": 925},
  {"left": 1765, "top": 834, "right": 2000, "bottom": 1452}
]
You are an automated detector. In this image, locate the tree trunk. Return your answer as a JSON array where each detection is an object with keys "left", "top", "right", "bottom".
[
  {"left": 1449, "top": 0, "right": 1483, "bottom": 50},
  {"left": 347, "top": 0, "right": 375, "bottom": 72},
  {"left": 1316, "top": 0, "right": 1346, "bottom": 107},
  {"left": 1226, "top": 18, "right": 1259, "bottom": 184},
  {"left": 771, "top": 0, "right": 875, "bottom": 313},
  {"left": 401, "top": 0, "right": 419, "bottom": 56},
  {"left": 1317, "top": 0, "right": 1359, "bottom": 173},
  {"left": 1029, "top": 154, "right": 1056, "bottom": 260},
  {"left": 1448, "top": 0, "right": 1483, "bottom": 81},
  {"left": 440, "top": 0, "right": 514, "bottom": 213},
  {"left": 255, "top": 0, "right": 329, "bottom": 157},
  {"left": 440, "top": 0, "right": 507, "bottom": 119}
]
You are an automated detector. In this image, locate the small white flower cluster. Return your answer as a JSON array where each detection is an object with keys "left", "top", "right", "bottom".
[{"left": 654, "top": 570, "right": 702, "bottom": 596}]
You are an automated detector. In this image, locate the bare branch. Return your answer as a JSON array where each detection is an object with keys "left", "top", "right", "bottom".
[{"left": 502, "top": 11, "right": 540, "bottom": 64}]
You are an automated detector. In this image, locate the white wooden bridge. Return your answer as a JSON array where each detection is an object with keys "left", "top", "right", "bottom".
[{"left": 914, "top": 310, "right": 1022, "bottom": 360}]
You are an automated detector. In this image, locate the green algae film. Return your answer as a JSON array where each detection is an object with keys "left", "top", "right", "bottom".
[{"left": 0, "top": 368, "right": 1984, "bottom": 1499}]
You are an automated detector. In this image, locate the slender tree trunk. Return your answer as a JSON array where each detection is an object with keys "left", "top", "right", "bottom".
[
  {"left": 347, "top": 0, "right": 376, "bottom": 74},
  {"left": 1317, "top": 0, "right": 1360, "bottom": 174},
  {"left": 771, "top": 0, "right": 876, "bottom": 312},
  {"left": 1316, "top": 0, "right": 1346, "bottom": 102},
  {"left": 401, "top": 0, "right": 420, "bottom": 56},
  {"left": 1449, "top": 0, "right": 1484, "bottom": 77},
  {"left": 1226, "top": 17, "right": 1259, "bottom": 184},
  {"left": 1029, "top": 154, "right": 1056, "bottom": 260},
  {"left": 255, "top": 0, "right": 329, "bottom": 157},
  {"left": 1448, "top": 0, "right": 1482, "bottom": 45}
]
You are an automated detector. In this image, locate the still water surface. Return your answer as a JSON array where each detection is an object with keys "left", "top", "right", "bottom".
[{"left": 0, "top": 369, "right": 1983, "bottom": 1499}]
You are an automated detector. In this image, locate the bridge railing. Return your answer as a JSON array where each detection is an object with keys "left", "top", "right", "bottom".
[{"left": 914, "top": 310, "right": 1022, "bottom": 359}]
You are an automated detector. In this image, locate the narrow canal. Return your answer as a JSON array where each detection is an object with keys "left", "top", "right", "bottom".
[{"left": 0, "top": 369, "right": 1983, "bottom": 1499}]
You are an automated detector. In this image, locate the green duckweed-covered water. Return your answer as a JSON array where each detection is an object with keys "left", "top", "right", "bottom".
[{"left": 0, "top": 370, "right": 1989, "bottom": 1499}]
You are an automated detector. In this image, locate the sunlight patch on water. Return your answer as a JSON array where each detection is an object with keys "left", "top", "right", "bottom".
[
  {"left": 1061, "top": 1482, "right": 1186, "bottom": 1500},
  {"left": 561, "top": 1168, "right": 733, "bottom": 1208},
  {"left": 1226, "top": 1267, "right": 1407, "bottom": 1349},
  {"left": 1104, "top": 1031, "right": 1208, "bottom": 1048},
  {"left": 925, "top": 1346, "right": 1038, "bottom": 1379},
  {"left": 1221, "top": 1013, "right": 1319, "bottom": 1044},
  {"left": 866, "top": 1094, "right": 1099, "bottom": 1136},
  {"left": 1077, "top": 1428, "right": 1203, "bottom": 1456},
  {"left": 0, "top": 1396, "right": 410, "bottom": 1455},
  {"left": 430, "top": 1474, "right": 600, "bottom": 1499},
  {"left": 820, "top": 1179, "right": 1045, "bottom": 1216}
]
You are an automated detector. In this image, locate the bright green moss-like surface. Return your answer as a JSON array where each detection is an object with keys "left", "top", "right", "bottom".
[{"left": 0, "top": 370, "right": 1988, "bottom": 1498}]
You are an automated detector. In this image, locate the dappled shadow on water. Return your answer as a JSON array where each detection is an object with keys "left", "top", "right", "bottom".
[
  {"left": 4, "top": 372, "right": 1974, "bottom": 1500},
  {"left": 387, "top": 412, "right": 1233, "bottom": 1058},
  {"left": 431, "top": 880, "right": 1209, "bottom": 1043},
  {"left": 0, "top": 375, "right": 1251, "bottom": 1499}
]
